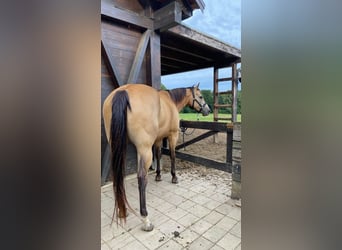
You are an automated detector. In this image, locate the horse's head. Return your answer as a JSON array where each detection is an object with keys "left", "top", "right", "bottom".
[{"left": 190, "top": 83, "right": 211, "bottom": 116}]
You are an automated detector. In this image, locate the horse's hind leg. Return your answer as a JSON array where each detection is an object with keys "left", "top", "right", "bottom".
[
  {"left": 168, "top": 133, "right": 179, "bottom": 184},
  {"left": 137, "top": 148, "right": 154, "bottom": 231},
  {"left": 154, "top": 140, "right": 162, "bottom": 181}
]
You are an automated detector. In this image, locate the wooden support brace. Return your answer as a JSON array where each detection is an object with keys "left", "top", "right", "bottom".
[
  {"left": 127, "top": 30, "right": 151, "bottom": 83},
  {"left": 176, "top": 130, "right": 217, "bottom": 150},
  {"left": 101, "top": 40, "right": 123, "bottom": 86}
]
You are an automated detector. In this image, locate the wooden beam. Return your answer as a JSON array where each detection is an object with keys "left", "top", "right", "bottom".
[
  {"left": 217, "top": 77, "right": 233, "bottom": 82},
  {"left": 180, "top": 120, "right": 232, "bottom": 132},
  {"left": 162, "top": 148, "right": 231, "bottom": 172},
  {"left": 101, "top": 40, "right": 123, "bottom": 86},
  {"left": 168, "top": 25, "right": 241, "bottom": 58},
  {"left": 101, "top": 0, "right": 153, "bottom": 29},
  {"left": 127, "top": 30, "right": 151, "bottom": 83},
  {"left": 154, "top": 2, "right": 182, "bottom": 31},
  {"left": 146, "top": 31, "right": 161, "bottom": 89},
  {"left": 176, "top": 130, "right": 217, "bottom": 150}
]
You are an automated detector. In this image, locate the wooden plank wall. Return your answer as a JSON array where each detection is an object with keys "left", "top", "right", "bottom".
[
  {"left": 101, "top": 20, "right": 147, "bottom": 84},
  {"left": 101, "top": 56, "right": 138, "bottom": 178}
]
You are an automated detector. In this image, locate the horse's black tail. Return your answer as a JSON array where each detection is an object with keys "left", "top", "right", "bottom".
[{"left": 110, "top": 90, "right": 131, "bottom": 223}]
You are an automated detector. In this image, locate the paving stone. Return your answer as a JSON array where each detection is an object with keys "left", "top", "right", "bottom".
[
  {"left": 148, "top": 211, "right": 170, "bottom": 228},
  {"left": 119, "top": 239, "right": 148, "bottom": 250},
  {"left": 189, "top": 184, "right": 208, "bottom": 193},
  {"left": 165, "top": 207, "right": 188, "bottom": 221},
  {"left": 202, "top": 210, "right": 225, "bottom": 225},
  {"left": 179, "top": 189, "right": 197, "bottom": 199},
  {"left": 190, "top": 219, "right": 213, "bottom": 235},
  {"left": 107, "top": 232, "right": 135, "bottom": 249},
  {"left": 177, "top": 213, "right": 200, "bottom": 228},
  {"left": 158, "top": 218, "right": 185, "bottom": 237},
  {"left": 216, "top": 216, "right": 238, "bottom": 232},
  {"left": 210, "top": 192, "right": 230, "bottom": 203},
  {"left": 155, "top": 201, "right": 176, "bottom": 213},
  {"left": 209, "top": 244, "right": 225, "bottom": 250},
  {"left": 173, "top": 228, "right": 200, "bottom": 248},
  {"left": 188, "top": 236, "right": 214, "bottom": 250},
  {"left": 101, "top": 242, "right": 110, "bottom": 250},
  {"left": 139, "top": 229, "right": 171, "bottom": 250},
  {"left": 101, "top": 225, "right": 115, "bottom": 242},
  {"left": 187, "top": 204, "right": 211, "bottom": 218},
  {"left": 162, "top": 193, "right": 186, "bottom": 206},
  {"left": 101, "top": 211, "right": 111, "bottom": 228},
  {"left": 147, "top": 195, "right": 166, "bottom": 207},
  {"left": 178, "top": 200, "right": 196, "bottom": 210},
  {"left": 234, "top": 243, "right": 241, "bottom": 250},
  {"left": 157, "top": 239, "right": 183, "bottom": 250},
  {"left": 229, "top": 221, "right": 241, "bottom": 238},
  {"left": 202, "top": 199, "right": 222, "bottom": 210},
  {"left": 202, "top": 225, "right": 227, "bottom": 243},
  {"left": 227, "top": 207, "right": 241, "bottom": 221},
  {"left": 190, "top": 194, "right": 212, "bottom": 205},
  {"left": 121, "top": 214, "right": 142, "bottom": 231},
  {"left": 215, "top": 203, "right": 235, "bottom": 215},
  {"left": 217, "top": 233, "right": 241, "bottom": 250}
]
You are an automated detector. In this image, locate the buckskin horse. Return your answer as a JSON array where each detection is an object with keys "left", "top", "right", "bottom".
[{"left": 103, "top": 83, "right": 210, "bottom": 231}]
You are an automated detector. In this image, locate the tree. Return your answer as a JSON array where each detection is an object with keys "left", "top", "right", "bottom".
[{"left": 160, "top": 83, "right": 167, "bottom": 90}]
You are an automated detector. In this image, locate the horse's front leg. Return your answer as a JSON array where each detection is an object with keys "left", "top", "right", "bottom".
[
  {"left": 137, "top": 153, "right": 154, "bottom": 231},
  {"left": 168, "top": 133, "right": 178, "bottom": 184}
]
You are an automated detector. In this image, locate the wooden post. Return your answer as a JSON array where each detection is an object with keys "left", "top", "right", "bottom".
[
  {"left": 213, "top": 67, "right": 219, "bottom": 143},
  {"left": 232, "top": 63, "right": 238, "bottom": 123},
  {"left": 146, "top": 31, "right": 161, "bottom": 89},
  {"left": 213, "top": 67, "right": 219, "bottom": 122},
  {"left": 226, "top": 123, "right": 233, "bottom": 173}
]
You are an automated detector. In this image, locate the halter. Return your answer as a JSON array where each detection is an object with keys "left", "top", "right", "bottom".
[{"left": 190, "top": 87, "right": 205, "bottom": 113}]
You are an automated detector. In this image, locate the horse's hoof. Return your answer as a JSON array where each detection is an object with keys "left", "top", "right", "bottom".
[
  {"left": 155, "top": 175, "right": 162, "bottom": 181},
  {"left": 172, "top": 176, "right": 178, "bottom": 184},
  {"left": 141, "top": 223, "right": 154, "bottom": 232}
]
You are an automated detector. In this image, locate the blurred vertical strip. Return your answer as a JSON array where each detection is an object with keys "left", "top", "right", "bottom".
[
  {"left": 243, "top": 0, "right": 342, "bottom": 249},
  {"left": 0, "top": 0, "right": 100, "bottom": 250}
]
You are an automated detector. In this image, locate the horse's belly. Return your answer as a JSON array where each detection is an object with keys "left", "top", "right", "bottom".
[{"left": 156, "top": 120, "right": 179, "bottom": 140}]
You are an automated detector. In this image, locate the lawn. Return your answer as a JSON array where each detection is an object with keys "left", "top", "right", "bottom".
[{"left": 179, "top": 113, "right": 241, "bottom": 122}]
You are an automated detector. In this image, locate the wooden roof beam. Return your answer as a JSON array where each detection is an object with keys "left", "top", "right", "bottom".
[
  {"left": 101, "top": 0, "right": 153, "bottom": 29},
  {"left": 154, "top": 2, "right": 182, "bottom": 31},
  {"left": 167, "top": 25, "right": 241, "bottom": 58}
]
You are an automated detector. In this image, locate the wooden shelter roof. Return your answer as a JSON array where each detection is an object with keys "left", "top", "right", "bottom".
[{"left": 160, "top": 24, "right": 241, "bottom": 75}]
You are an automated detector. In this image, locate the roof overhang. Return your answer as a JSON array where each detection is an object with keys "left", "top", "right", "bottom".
[{"left": 160, "top": 24, "right": 241, "bottom": 75}]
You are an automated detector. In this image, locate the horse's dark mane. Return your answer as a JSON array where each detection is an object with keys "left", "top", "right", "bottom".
[{"left": 165, "top": 87, "right": 189, "bottom": 104}]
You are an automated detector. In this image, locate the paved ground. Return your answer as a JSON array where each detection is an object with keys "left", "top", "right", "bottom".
[{"left": 101, "top": 166, "right": 241, "bottom": 250}]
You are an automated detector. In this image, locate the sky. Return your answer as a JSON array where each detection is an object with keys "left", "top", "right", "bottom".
[{"left": 161, "top": 0, "right": 241, "bottom": 91}]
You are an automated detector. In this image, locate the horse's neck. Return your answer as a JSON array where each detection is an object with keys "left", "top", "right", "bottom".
[
  {"left": 164, "top": 89, "right": 191, "bottom": 112},
  {"left": 175, "top": 97, "right": 190, "bottom": 111}
]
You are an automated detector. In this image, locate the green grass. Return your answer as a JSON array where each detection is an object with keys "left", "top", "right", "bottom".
[{"left": 179, "top": 113, "right": 241, "bottom": 122}]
